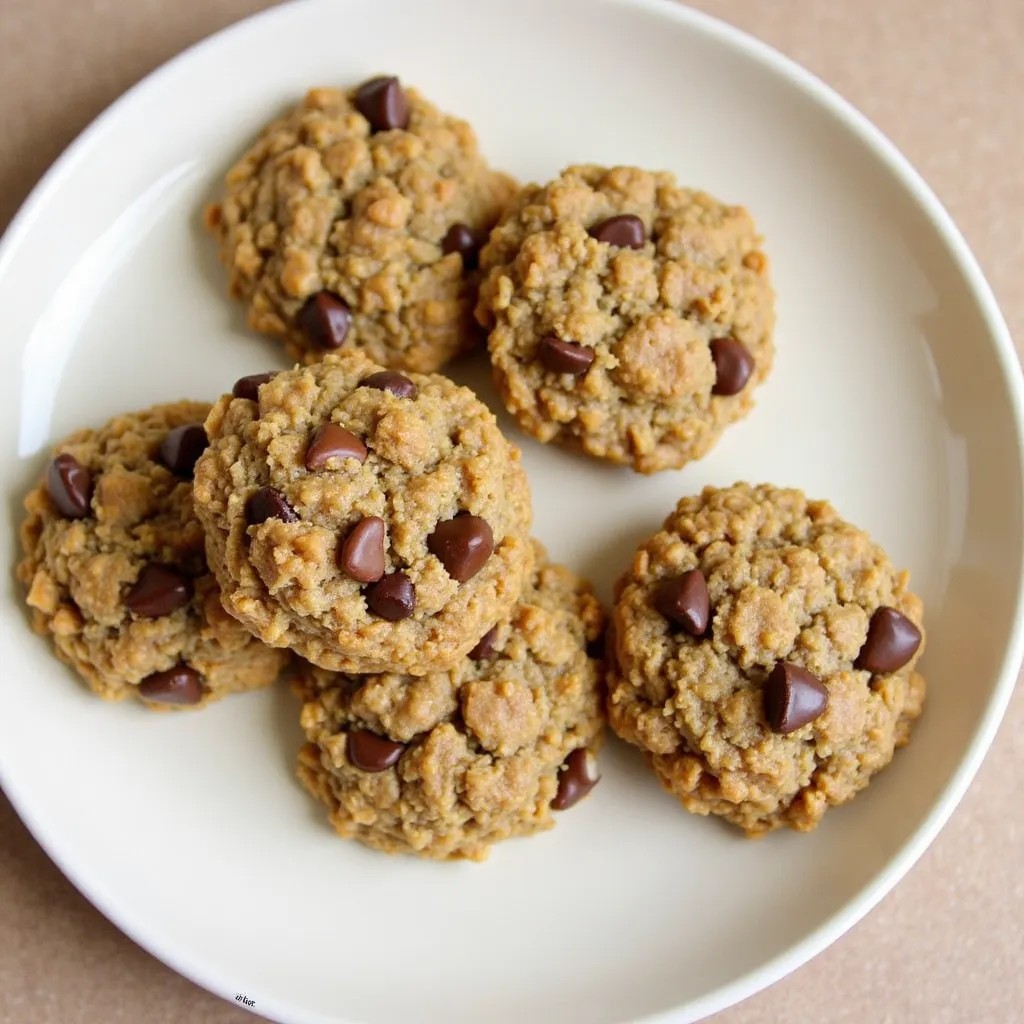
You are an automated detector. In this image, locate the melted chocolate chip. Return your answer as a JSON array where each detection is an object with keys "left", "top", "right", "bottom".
[
  {"left": 551, "top": 748, "right": 600, "bottom": 810},
  {"left": 468, "top": 625, "right": 499, "bottom": 661},
  {"left": 360, "top": 370, "right": 416, "bottom": 399},
  {"left": 538, "top": 337, "right": 595, "bottom": 376},
  {"left": 339, "top": 516, "right": 386, "bottom": 583},
  {"left": 138, "top": 664, "right": 203, "bottom": 706},
  {"left": 710, "top": 337, "right": 754, "bottom": 396},
  {"left": 297, "top": 292, "right": 353, "bottom": 350},
  {"left": 589, "top": 214, "right": 645, "bottom": 249},
  {"left": 232, "top": 372, "right": 276, "bottom": 402},
  {"left": 126, "top": 564, "right": 193, "bottom": 618},
  {"left": 347, "top": 730, "right": 405, "bottom": 771},
  {"left": 855, "top": 607, "right": 922, "bottom": 674},
  {"left": 441, "top": 223, "right": 483, "bottom": 270},
  {"left": 427, "top": 514, "right": 494, "bottom": 582},
  {"left": 354, "top": 75, "right": 410, "bottom": 133},
  {"left": 305, "top": 423, "right": 367, "bottom": 470},
  {"left": 246, "top": 487, "right": 298, "bottom": 525},
  {"left": 653, "top": 569, "right": 710, "bottom": 636},
  {"left": 764, "top": 662, "right": 828, "bottom": 734},
  {"left": 46, "top": 454, "right": 92, "bottom": 518},
  {"left": 158, "top": 424, "right": 208, "bottom": 479},
  {"left": 366, "top": 571, "right": 415, "bottom": 620}
]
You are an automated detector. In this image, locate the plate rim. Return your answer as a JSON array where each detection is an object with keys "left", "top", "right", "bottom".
[{"left": 1, "top": 1, "right": 1022, "bottom": 1022}]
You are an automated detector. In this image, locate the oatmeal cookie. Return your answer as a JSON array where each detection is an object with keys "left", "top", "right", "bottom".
[
  {"left": 607, "top": 483, "right": 925, "bottom": 834},
  {"left": 206, "top": 76, "right": 516, "bottom": 372},
  {"left": 476, "top": 165, "right": 774, "bottom": 473},
  {"left": 294, "top": 542, "right": 605, "bottom": 860},
  {"left": 192, "top": 353, "right": 533, "bottom": 675},
  {"left": 17, "top": 403, "right": 289, "bottom": 708}
]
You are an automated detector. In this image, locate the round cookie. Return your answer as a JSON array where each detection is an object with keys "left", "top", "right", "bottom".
[
  {"left": 17, "top": 403, "right": 289, "bottom": 709},
  {"left": 294, "top": 543, "right": 606, "bottom": 860},
  {"left": 476, "top": 165, "right": 774, "bottom": 474},
  {"left": 206, "top": 76, "right": 516, "bottom": 372},
  {"left": 192, "top": 353, "right": 533, "bottom": 675},
  {"left": 607, "top": 483, "right": 926, "bottom": 834}
]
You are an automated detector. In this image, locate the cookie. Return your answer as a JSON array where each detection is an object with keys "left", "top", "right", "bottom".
[
  {"left": 206, "top": 76, "right": 516, "bottom": 372},
  {"left": 294, "top": 542, "right": 605, "bottom": 860},
  {"left": 476, "top": 165, "right": 774, "bottom": 474},
  {"left": 192, "top": 353, "right": 533, "bottom": 675},
  {"left": 17, "top": 403, "right": 289, "bottom": 709},
  {"left": 607, "top": 483, "right": 926, "bottom": 834}
]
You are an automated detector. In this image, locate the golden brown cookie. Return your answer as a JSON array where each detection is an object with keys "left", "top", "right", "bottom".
[
  {"left": 17, "top": 403, "right": 289, "bottom": 709},
  {"left": 607, "top": 483, "right": 926, "bottom": 834},
  {"left": 476, "top": 165, "right": 774, "bottom": 473},
  {"left": 192, "top": 353, "right": 533, "bottom": 675},
  {"left": 206, "top": 76, "right": 516, "bottom": 372},
  {"left": 294, "top": 543, "right": 605, "bottom": 860}
]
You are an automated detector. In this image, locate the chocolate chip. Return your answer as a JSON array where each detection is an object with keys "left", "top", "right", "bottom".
[
  {"left": 653, "top": 569, "right": 710, "bottom": 636},
  {"left": 360, "top": 370, "right": 416, "bottom": 399},
  {"left": 538, "top": 336, "right": 595, "bottom": 376},
  {"left": 855, "top": 607, "right": 922, "bottom": 674},
  {"left": 764, "top": 662, "right": 828, "bottom": 734},
  {"left": 589, "top": 214, "right": 645, "bottom": 249},
  {"left": 366, "top": 571, "right": 415, "bottom": 620},
  {"left": 138, "top": 664, "right": 203, "bottom": 706},
  {"left": 126, "top": 564, "right": 193, "bottom": 618},
  {"left": 158, "top": 424, "right": 208, "bottom": 479},
  {"left": 305, "top": 423, "right": 367, "bottom": 470},
  {"left": 354, "top": 75, "right": 410, "bottom": 133},
  {"left": 427, "top": 514, "right": 494, "bottom": 582},
  {"left": 297, "top": 292, "right": 353, "bottom": 350},
  {"left": 232, "top": 372, "right": 276, "bottom": 402},
  {"left": 586, "top": 632, "right": 606, "bottom": 660},
  {"left": 46, "top": 454, "right": 92, "bottom": 518},
  {"left": 339, "top": 516, "right": 386, "bottom": 583},
  {"left": 468, "top": 625, "right": 499, "bottom": 660},
  {"left": 551, "top": 748, "right": 600, "bottom": 810},
  {"left": 441, "top": 223, "right": 483, "bottom": 270},
  {"left": 246, "top": 486, "right": 298, "bottom": 525},
  {"left": 347, "top": 730, "right": 405, "bottom": 772},
  {"left": 710, "top": 337, "right": 754, "bottom": 396}
]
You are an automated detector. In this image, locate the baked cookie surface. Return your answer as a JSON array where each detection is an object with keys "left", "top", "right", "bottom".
[
  {"left": 294, "top": 543, "right": 605, "bottom": 860},
  {"left": 18, "top": 402, "right": 289, "bottom": 708},
  {"left": 192, "top": 353, "right": 533, "bottom": 675},
  {"left": 476, "top": 165, "right": 774, "bottom": 473},
  {"left": 607, "top": 483, "right": 925, "bottom": 834},
  {"left": 207, "top": 77, "right": 516, "bottom": 372}
]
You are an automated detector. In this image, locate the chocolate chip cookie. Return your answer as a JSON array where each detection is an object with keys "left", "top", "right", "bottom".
[
  {"left": 192, "top": 353, "right": 533, "bottom": 675},
  {"left": 294, "top": 542, "right": 605, "bottom": 860},
  {"left": 607, "top": 483, "right": 925, "bottom": 834},
  {"left": 476, "top": 165, "right": 774, "bottom": 474},
  {"left": 17, "top": 403, "right": 289, "bottom": 709},
  {"left": 206, "top": 76, "right": 516, "bottom": 372}
]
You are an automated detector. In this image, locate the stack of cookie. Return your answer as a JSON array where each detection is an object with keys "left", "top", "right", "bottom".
[
  {"left": 18, "top": 74, "right": 926, "bottom": 858},
  {"left": 18, "top": 351, "right": 605, "bottom": 862},
  {"left": 195, "top": 355, "right": 606, "bottom": 860}
]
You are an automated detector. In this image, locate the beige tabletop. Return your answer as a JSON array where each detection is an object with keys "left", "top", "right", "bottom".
[{"left": 1, "top": 1, "right": 1022, "bottom": 1021}]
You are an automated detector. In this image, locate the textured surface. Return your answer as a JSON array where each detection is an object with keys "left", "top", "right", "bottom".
[
  {"left": 16, "top": 402, "right": 288, "bottom": 707},
  {"left": 477, "top": 165, "right": 773, "bottom": 473},
  {"left": 1, "top": 1, "right": 1023, "bottom": 1023},
  {"left": 608, "top": 484, "right": 925, "bottom": 833},
  {"left": 295, "top": 542, "right": 605, "bottom": 860},
  {"left": 192, "top": 353, "right": 533, "bottom": 674},
  {"left": 208, "top": 83, "right": 515, "bottom": 371}
]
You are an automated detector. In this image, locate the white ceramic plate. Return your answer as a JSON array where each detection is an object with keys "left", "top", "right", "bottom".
[{"left": 2, "top": 1, "right": 1022, "bottom": 1022}]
